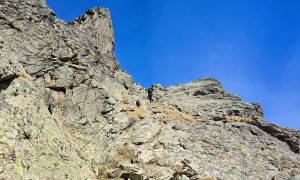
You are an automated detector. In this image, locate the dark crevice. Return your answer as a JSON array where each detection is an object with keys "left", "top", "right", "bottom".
[
  {"left": 228, "top": 110, "right": 241, "bottom": 116},
  {"left": 0, "top": 74, "right": 18, "bottom": 83},
  {"left": 123, "top": 82, "right": 129, "bottom": 90},
  {"left": 24, "top": 131, "right": 31, "bottom": 139},
  {"left": 0, "top": 74, "right": 18, "bottom": 91},
  {"left": 48, "top": 105, "right": 53, "bottom": 115},
  {"left": 56, "top": 54, "right": 78, "bottom": 63},
  {"left": 101, "top": 109, "right": 113, "bottom": 116},
  {"left": 135, "top": 100, "right": 141, "bottom": 107},
  {"left": 7, "top": 22, "right": 22, "bottom": 32},
  {"left": 250, "top": 129, "right": 259, "bottom": 136},
  {"left": 68, "top": 86, "right": 74, "bottom": 91},
  {"left": 58, "top": 57, "right": 70, "bottom": 62},
  {"left": 47, "top": 87, "right": 66, "bottom": 94},
  {"left": 193, "top": 90, "right": 206, "bottom": 96}
]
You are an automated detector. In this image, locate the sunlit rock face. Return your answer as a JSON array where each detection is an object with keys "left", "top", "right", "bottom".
[{"left": 0, "top": 0, "right": 299, "bottom": 179}]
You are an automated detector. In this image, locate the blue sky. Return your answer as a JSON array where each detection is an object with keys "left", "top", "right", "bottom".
[{"left": 46, "top": 0, "right": 300, "bottom": 130}]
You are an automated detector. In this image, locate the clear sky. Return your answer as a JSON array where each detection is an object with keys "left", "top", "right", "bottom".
[{"left": 46, "top": 0, "right": 300, "bottom": 130}]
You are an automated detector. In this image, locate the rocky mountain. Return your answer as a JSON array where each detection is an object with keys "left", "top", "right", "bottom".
[{"left": 0, "top": 0, "right": 299, "bottom": 179}]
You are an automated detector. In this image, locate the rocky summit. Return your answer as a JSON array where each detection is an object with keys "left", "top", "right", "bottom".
[{"left": 0, "top": 0, "right": 299, "bottom": 180}]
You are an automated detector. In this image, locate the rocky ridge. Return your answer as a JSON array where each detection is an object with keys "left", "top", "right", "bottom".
[{"left": 0, "top": 0, "right": 299, "bottom": 179}]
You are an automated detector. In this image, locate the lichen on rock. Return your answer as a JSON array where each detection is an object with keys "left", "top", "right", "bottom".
[{"left": 0, "top": 0, "right": 299, "bottom": 179}]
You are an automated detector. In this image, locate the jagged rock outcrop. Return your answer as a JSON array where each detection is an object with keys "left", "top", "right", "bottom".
[{"left": 0, "top": 0, "right": 299, "bottom": 179}]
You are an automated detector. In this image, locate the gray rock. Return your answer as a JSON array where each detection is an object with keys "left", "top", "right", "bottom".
[
  {"left": 0, "top": 1, "right": 299, "bottom": 180},
  {"left": 149, "top": 78, "right": 263, "bottom": 119},
  {"left": 7, "top": 0, "right": 18, "bottom": 2},
  {"left": 292, "top": 174, "right": 300, "bottom": 180}
]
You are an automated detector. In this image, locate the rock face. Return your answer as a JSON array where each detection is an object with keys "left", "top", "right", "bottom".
[{"left": 0, "top": 0, "right": 299, "bottom": 180}]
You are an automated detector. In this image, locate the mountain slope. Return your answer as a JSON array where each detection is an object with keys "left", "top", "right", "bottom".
[{"left": 0, "top": 0, "right": 299, "bottom": 179}]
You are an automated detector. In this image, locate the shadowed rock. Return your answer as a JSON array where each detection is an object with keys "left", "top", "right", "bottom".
[{"left": 0, "top": 0, "right": 299, "bottom": 179}]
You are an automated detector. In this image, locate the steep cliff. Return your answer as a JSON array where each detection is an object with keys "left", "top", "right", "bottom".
[{"left": 0, "top": 0, "right": 299, "bottom": 180}]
